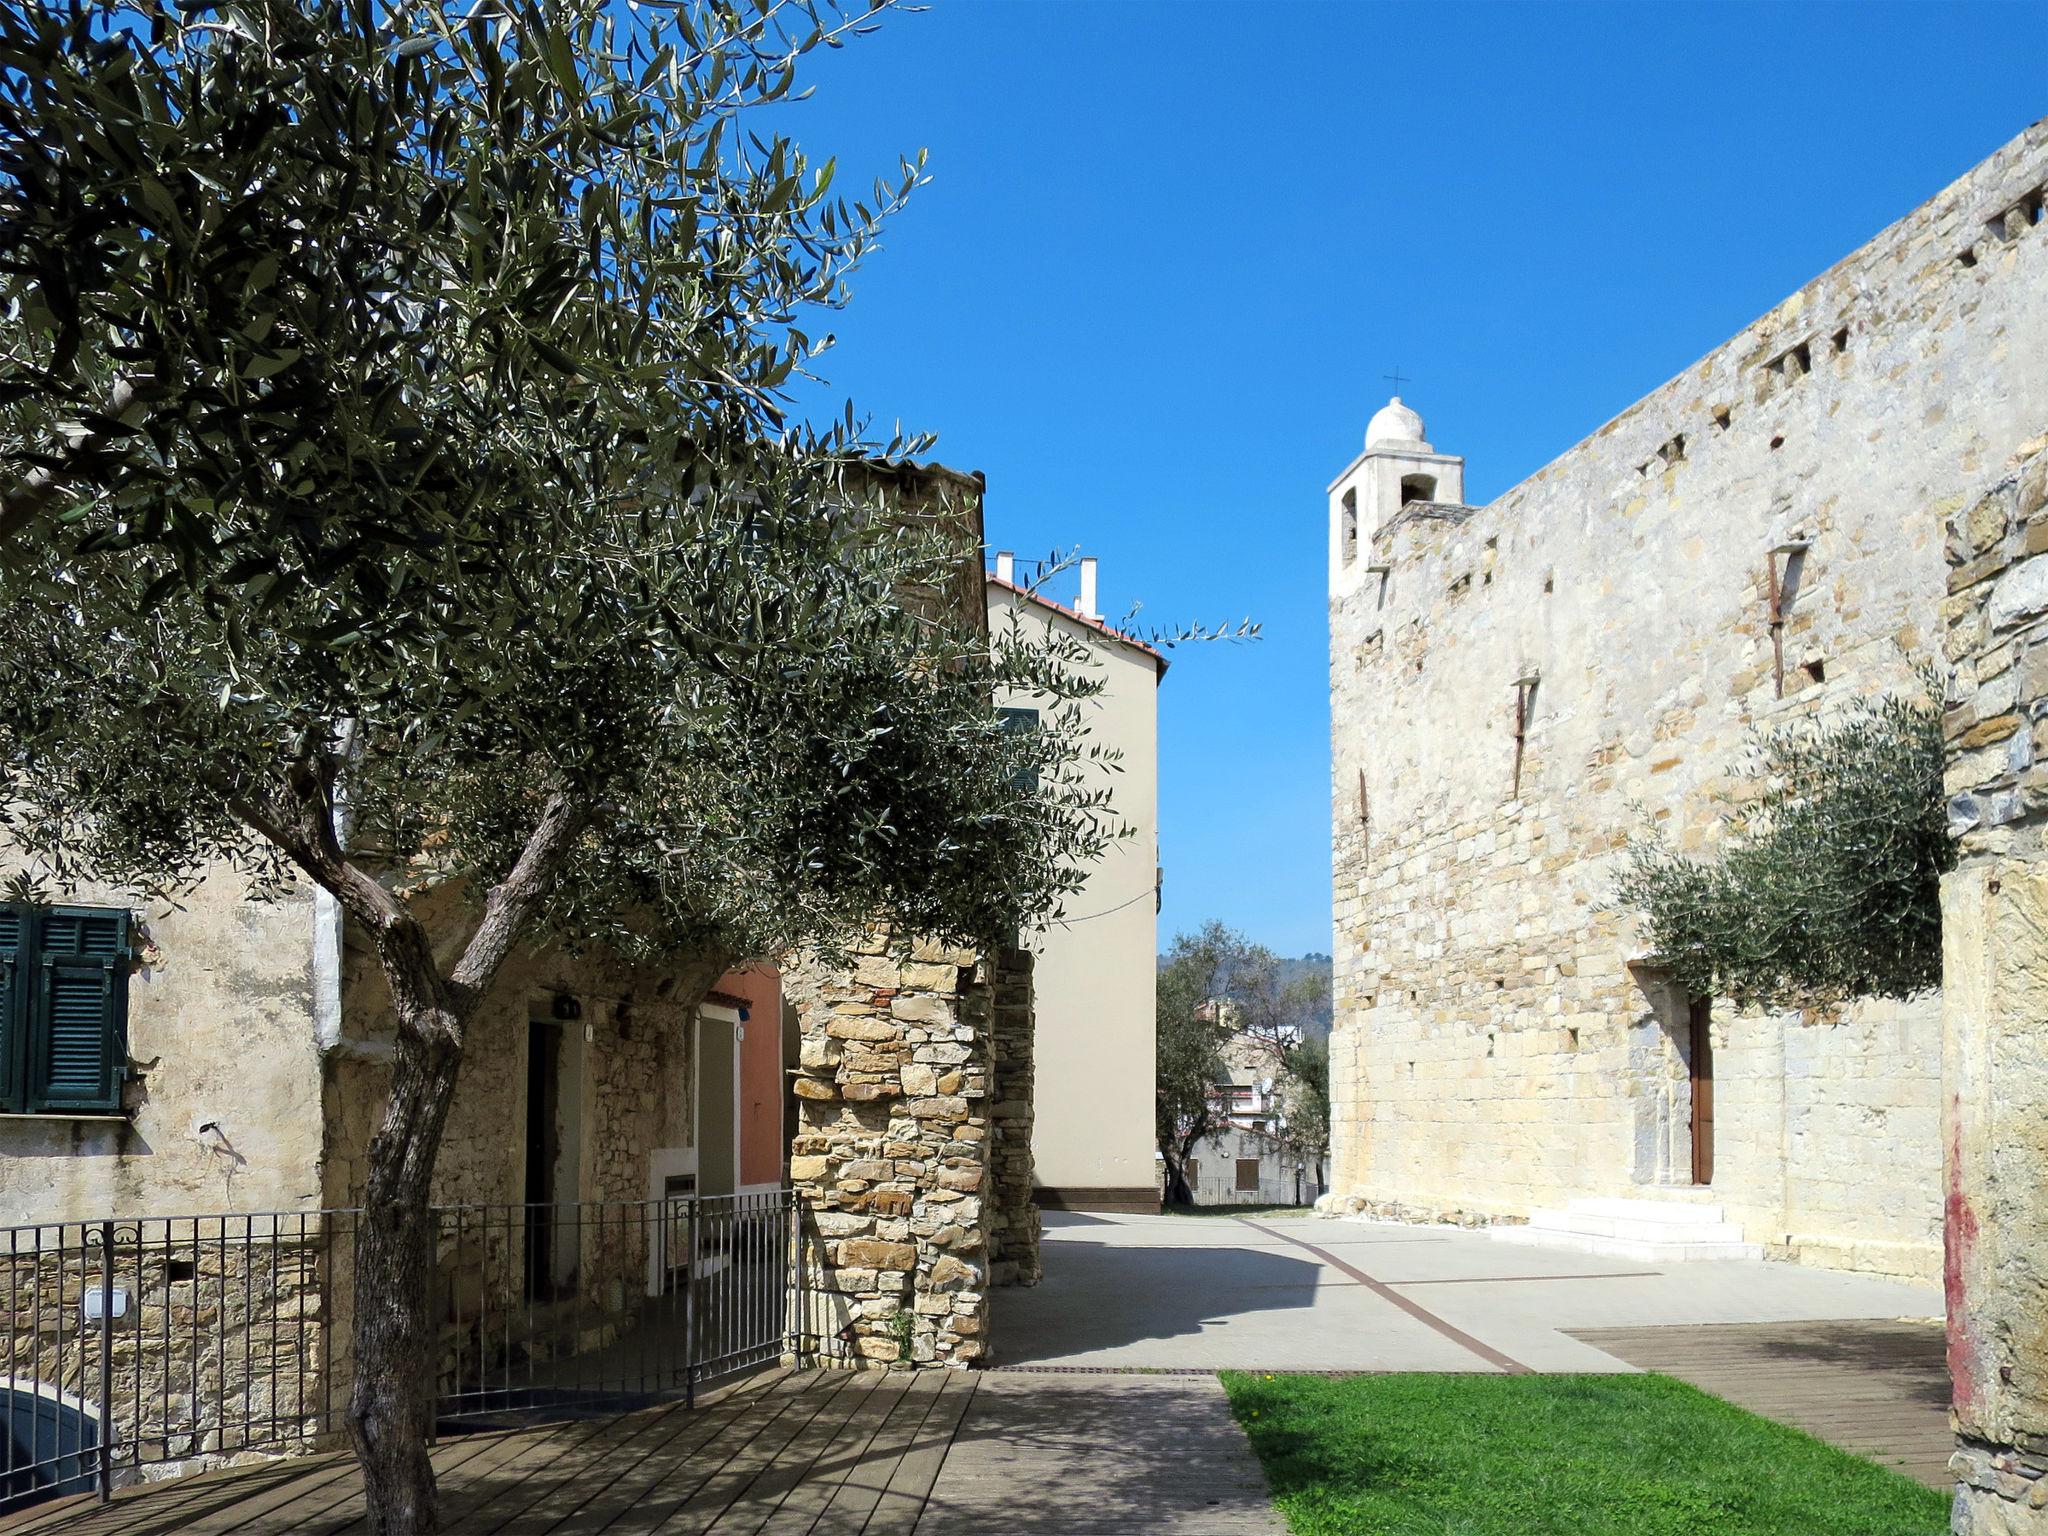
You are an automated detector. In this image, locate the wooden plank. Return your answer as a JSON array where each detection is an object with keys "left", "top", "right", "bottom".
[
  {"left": 754, "top": 1371, "right": 930, "bottom": 1536},
  {"left": 310, "top": 1414, "right": 642, "bottom": 1536},
  {"left": 592, "top": 1370, "right": 865, "bottom": 1536},
  {"left": 490, "top": 1372, "right": 816, "bottom": 1536},
  {"left": 1, "top": 1452, "right": 354, "bottom": 1536},
  {"left": 464, "top": 1378, "right": 809, "bottom": 1536},
  {"left": 716, "top": 1368, "right": 900, "bottom": 1535},
  {"left": 798, "top": 1376, "right": 942, "bottom": 1531},
  {"left": 1569, "top": 1321, "right": 1952, "bottom": 1489},
  {"left": 858, "top": 1371, "right": 976, "bottom": 1535},
  {"left": 0, "top": 1373, "right": 800, "bottom": 1536},
  {"left": 197, "top": 1419, "right": 596, "bottom": 1536}
]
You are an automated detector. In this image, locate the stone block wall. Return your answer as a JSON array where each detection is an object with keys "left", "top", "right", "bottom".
[
  {"left": 1939, "top": 438, "right": 2048, "bottom": 1533},
  {"left": 0, "top": 1221, "right": 337, "bottom": 1481},
  {"left": 988, "top": 944, "right": 1040, "bottom": 1288},
  {"left": 785, "top": 933, "right": 995, "bottom": 1367},
  {"left": 1324, "top": 117, "right": 2048, "bottom": 1281}
]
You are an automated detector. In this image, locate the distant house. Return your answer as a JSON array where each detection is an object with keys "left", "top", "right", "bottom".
[
  {"left": 988, "top": 553, "right": 1164, "bottom": 1215},
  {"left": 1181, "top": 1026, "right": 1324, "bottom": 1208}
]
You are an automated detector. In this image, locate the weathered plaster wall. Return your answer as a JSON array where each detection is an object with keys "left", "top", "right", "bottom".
[
  {"left": 1327, "top": 118, "right": 2048, "bottom": 1281},
  {"left": 1939, "top": 441, "right": 2048, "bottom": 1532},
  {"left": 0, "top": 861, "right": 325, "bottom": 1226}
]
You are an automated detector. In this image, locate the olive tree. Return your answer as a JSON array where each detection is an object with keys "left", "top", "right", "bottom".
[
  {"left": 1156, "top": 926, "right": 1331, "bottom": 1204},
  {"left": 1613, "top": 690, "right": 1952, "bottom": 1012},
  {"left": 1155, "top": 924, "right": 1235, "bottom": 1206},
  {"left": 0, "top": 2, "right": 1159, "bottom": 1529}
]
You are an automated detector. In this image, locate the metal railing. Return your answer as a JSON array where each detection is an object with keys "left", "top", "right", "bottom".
[
  {"left": 436, "top": 1190, "right": 801, "bottom": 1424},
  {"left": 0, "top": 1189, "right": 802, "bottom": 1510}
]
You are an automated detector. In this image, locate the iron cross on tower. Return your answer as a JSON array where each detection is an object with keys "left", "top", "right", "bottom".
[{"left": 1384, "top": 367, "right": 1411, "bottom": 393}]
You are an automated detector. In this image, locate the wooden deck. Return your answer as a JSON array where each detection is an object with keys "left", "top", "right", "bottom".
[
  {"left": 1572, "top": 1319, "right": 1954, "bottom": 1488},
  {"left": 0, "top": 1367, "right": 1282, "bottom": 1535}
]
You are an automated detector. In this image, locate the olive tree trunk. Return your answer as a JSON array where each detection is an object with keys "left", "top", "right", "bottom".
[
  {"left": 248, "top": 772, "right": 589, "bottom": 1536},
  {"left": 347, "top": 924, "right": 467, "bottom": 1534}
]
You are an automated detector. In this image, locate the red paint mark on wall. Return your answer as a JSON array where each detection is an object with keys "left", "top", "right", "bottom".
[{"left": 1946, "top": 1107, "right": 1982, "bottom": 1419}]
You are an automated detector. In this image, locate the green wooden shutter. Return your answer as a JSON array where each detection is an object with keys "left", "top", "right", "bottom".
[
  {"left": 29, "top": 907, "right": 128, "bottom": 1114},
  {"left": 0, "top": 906, "right": 24, "bottom": 1112}
]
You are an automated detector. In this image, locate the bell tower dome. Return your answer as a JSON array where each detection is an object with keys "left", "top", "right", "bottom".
[{"left": 1327, "top": 396, "right": 1466, "bottom": 601}]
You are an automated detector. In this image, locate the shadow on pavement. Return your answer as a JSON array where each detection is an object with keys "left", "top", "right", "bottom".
[{"left": 994, "top": 1230, "right": 1326, "bottom": 1366}]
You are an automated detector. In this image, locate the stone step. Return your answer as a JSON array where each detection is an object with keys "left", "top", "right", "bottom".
[
  {"left": 1489, "top": 1224, "right": 1764, "bottom": 1263},
  {"left": 1526, "top": 1214, "right": 1744, "bottom": 1246},
  {"left": 1526, "top": 1206, "right": 1744, "bottom": 1245},
  {"left": 1564, "top": 1196, "right": 1726, "bottom": 1221},
  {"left": 1490, "top": 1194, "right": 1763, "bottom": 1262}
]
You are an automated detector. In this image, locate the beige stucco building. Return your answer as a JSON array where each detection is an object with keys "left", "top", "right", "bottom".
[
  {"left": 1324, "top": 118, "right": 2048, "bottom": 1284},
  {"left": 988, "top": 555, "right": 1163, "bottom": 1213}
]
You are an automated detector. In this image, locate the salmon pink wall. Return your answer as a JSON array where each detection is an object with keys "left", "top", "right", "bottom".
[{"left": 719, "top": 967, "right": 785, "bottom": 1188}]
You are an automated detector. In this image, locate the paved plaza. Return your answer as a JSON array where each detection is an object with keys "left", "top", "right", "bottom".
[{"left": 995, "top": 1211, "right": 1943, "bottom": 1374}]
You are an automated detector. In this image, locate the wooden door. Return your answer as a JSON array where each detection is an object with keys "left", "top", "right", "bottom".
[{"left": 1689, "top": 998, "right": 1714, "bottom": 1186}]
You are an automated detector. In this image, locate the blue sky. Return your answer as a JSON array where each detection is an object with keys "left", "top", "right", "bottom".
[{"left": 780, "top": 0, "right": 2048, "bottom": 957}]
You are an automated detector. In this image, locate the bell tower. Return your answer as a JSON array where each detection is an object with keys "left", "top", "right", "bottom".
[{"left": 1327, "top": 396, "right": 1465, "bottom": 602}]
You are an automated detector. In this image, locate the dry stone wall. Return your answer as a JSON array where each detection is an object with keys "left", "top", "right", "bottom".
[
  {"left": 988, "top": 944, "right": 1040, "bottom": 1288},
  {"left": 1327, "top": 118, "right": 2048, "bottom": 1281},
  {"left": 785, "top": 933, "right": 996, "bottom": 1367},
  {"left": 1939, "top": 438, "right": 2048, "bottom": 1534}
]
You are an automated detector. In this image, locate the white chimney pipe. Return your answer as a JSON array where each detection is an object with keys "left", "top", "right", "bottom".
[
  {"left": 995, "top": 550, "right": 1015, "bottom": 583},
  {"left": 1078, "top": 556, "right": 1099, "bottom": 619}
]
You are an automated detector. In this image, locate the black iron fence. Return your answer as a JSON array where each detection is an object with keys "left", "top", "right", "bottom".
[{"left": 0, "top": 1189, "right": 803, "bottom": 1510}]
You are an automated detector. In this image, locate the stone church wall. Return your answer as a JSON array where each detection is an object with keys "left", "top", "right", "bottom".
[{"left": 1327, "top": 118, "right": 2048, "bottom": 1281}]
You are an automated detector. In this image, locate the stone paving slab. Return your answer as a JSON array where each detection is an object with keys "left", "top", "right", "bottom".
[
  {"left": 995, "top": 1211, "right": 1943, "bottom": 1373},
  {"left": 913, "top": 1372, "right": 1283, "bottom": 1535}
]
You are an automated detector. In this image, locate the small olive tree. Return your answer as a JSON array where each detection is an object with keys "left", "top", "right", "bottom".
[
  {"left": 0, "top": 3, "right": 1190, "bottom": 1530},
  {"left": 1155, "top": 925, "right": 1234, "bottom": 1206},
  {"left": 1613, "top": 691, "right": 1952, "bottom": 1012}
]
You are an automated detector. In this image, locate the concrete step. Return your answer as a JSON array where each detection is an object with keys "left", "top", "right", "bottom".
[
  {"left": 1564, "top": 1196, "right": 1726, "bottom": 1221},
  {"left": 1490, "top": 1195, "right": 1763, "bottom": 1262}
]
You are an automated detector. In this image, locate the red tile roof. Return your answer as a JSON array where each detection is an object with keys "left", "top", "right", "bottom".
[{"left": 985, "top": 574, "right": 1170, "bottom": 674}]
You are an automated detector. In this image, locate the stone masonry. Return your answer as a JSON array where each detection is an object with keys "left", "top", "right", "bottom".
[
  {"left": 1939, "top": 437, "right": 2048, "bottom": 1533},
  {"left": 785, "top": 932, "right": 996, "bottom": 1367},
  {"left": 988, "top": 944, "right": 1041, "bottom": 1288},
  {"left": 1325, "top": 118, "right": 2048, "bottom": 1282}
]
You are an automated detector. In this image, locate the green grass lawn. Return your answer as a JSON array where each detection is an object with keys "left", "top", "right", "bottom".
[{"left": 1221, "top": 1371, "right": 1946, "bottom": 1536}]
